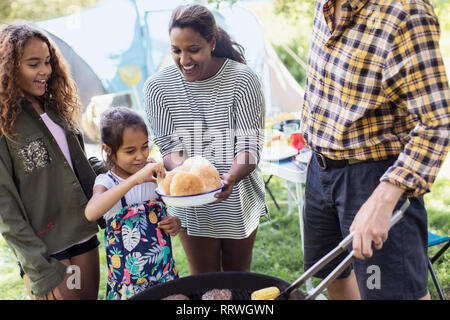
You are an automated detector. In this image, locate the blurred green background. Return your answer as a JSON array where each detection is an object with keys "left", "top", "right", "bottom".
[{"left": 0, "top": 0, "right": 448, "bottom": 300}]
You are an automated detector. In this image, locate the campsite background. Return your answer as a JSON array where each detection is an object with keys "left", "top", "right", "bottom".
[{"left": 0, "top": 0, "right": 449, "bottom": 300}]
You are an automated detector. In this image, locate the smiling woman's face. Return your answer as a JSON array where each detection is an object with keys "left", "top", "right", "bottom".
[{"left": 169, "top": 26, "right": 217, "bottom": 82}]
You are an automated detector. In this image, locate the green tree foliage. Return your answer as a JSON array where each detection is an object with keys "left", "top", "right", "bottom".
[
  {"left": 250, "top": 0, "right": 449, "bottom": 87},
  {"left": 1, "top": 0, "right": 448, "bottom": 85},
  {"left": 207, "top": 0, "right": 237, "bottom": 8},
  {"left": 272, "top": 0, "right": 314, "bottom": 86},
  {"left": 0, "top": 0, "right": 100, "bottom": 24},
  {"left": 246, "top": 0, "right": 314, "bottom": 86}
]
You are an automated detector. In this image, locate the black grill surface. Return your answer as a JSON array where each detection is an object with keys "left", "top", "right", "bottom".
[{"left": 131, "top": 271, "right": 305, "bottom": 300}]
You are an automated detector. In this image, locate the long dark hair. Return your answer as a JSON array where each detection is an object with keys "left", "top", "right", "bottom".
[
  {"left": 100, "top": 106, "right": 148, "bottom": 170},
  {"left": 0, "top": 23, "right": 81, "bottom": 140},
  {"left": 169, "top": 4, "right": 246, "bottom": 64}
]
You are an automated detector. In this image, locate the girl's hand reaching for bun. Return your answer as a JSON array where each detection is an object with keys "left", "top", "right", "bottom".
[{"left": 134, "top": 161, "right": 166, "bottom": 185}]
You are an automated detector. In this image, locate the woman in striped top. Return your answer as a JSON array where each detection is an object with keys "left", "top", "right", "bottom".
[{"left": 144, "top": 4, "right": 267, "bottom": 275}]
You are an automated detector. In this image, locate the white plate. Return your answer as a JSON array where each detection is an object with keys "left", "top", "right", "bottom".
[
  {"left": 261, "top": 145, "right": 298, "bottom": 161},
  {"left": 156, "top": 183, "right": 224, "bottom": 208}
]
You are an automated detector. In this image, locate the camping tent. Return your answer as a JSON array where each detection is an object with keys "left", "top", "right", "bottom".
[{"left": 37, "top": 0, "right": 303, "bottom": 116}]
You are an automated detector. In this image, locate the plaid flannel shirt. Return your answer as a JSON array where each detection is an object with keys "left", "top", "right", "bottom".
[{"left": 302, "top": 0, "right": 450, "bottom": 197}]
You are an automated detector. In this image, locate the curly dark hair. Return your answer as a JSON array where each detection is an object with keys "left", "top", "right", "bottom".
[{"left": 0, "top": 22, "right": 81, "bottom": 140}]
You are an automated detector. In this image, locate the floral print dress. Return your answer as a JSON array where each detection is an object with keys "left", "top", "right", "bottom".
[{"left": 104, "top": 174, "right": 178, "bottom": 300}]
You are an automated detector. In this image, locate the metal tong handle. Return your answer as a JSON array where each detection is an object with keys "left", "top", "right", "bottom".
[{"left": 277, "top": 199, "right": 410, "bottom": 300}]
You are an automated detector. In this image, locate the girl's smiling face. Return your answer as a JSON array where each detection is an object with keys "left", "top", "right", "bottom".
[
  {"left": 17, "top": 37, "right": 51, "bottom": 99},
  {"left": 107, "top": 127, "right": 149, "bottom": 179},
  {"left": 170, "top": 26, "right": 217, "bottom": 82}
]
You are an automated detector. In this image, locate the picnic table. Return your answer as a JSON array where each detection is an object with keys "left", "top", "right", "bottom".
[{"left": 259, "top": 148, "right": 314, "bottom": 292}]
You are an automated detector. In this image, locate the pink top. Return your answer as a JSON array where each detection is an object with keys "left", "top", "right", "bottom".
[
  {"left": 41, "top": 113, "right": 94, "bottom": 252},
  {"left": 40, "top": 113, "right": 73, "bottom": 170}
]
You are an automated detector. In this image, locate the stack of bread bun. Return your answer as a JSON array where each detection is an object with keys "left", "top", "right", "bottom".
[{"left": 161, "top": 156, "right": 222, "bottom": 196}]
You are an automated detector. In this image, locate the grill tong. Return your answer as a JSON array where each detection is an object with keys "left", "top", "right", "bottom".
[{"left": 276, "top": 200, "right": 410, "bottom": 300}]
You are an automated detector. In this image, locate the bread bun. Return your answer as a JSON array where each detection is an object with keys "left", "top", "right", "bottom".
[
  {"left": 183, "top": 156, "right": 211, "bottom": 167},
  {"left": 160, "top": 156, "right": 222, "bottom": 196},
  {"left": 170, "top": 172, "right": 206, "bottom": 196},
  {"left": 161, "top": 170, "right": 176, "bottom": 195},
  {"left": 161, "top": 165, "right": 191, "bottom": 195},
  {"left": 177, "top": 162, "right": 192, "bottom": 172},
  {"left": 190, "top": 164, "right": 221, "bottom": 192}
]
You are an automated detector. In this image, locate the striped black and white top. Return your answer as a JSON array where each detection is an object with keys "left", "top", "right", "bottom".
[{"left": 144, "top": 58, "right": 267, "bottom": 239}]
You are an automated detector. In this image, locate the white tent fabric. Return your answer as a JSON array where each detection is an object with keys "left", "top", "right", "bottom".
[{"left": 37, "top": 0, "right": 303, "bottom": 115}]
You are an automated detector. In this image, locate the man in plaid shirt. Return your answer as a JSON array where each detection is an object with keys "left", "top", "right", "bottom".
[{"left": 301, "top": 0, "right": 449, "bottom": 299}]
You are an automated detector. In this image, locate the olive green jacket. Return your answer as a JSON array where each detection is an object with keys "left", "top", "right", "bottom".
[{"left": 0, "top": 99, "right": 99, "bottom": 298}]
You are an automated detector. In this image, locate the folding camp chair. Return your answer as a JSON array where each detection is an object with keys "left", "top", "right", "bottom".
[
  {"left": 264, "top": 174, "right": 281, "bottom": 211},
  {"left": 428, "top": 231, "right": 450, "bottom": 300}
]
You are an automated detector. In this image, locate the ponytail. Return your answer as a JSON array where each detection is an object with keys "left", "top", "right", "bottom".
[{"left": 213, "top": 26, "right": 245, "bottom": 64}]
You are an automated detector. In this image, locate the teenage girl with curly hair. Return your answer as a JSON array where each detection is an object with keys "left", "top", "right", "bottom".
[{"left": 0, "top": 23, "right": 101, "bottom": 300}]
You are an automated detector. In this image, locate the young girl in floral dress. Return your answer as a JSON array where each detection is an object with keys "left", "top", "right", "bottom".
[{"left": 85, "top": 107, "right": 180, "bottom": 300}]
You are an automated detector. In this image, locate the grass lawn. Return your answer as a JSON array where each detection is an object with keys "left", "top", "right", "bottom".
[{"left": 1, "top": 156, "right": 449, "bottom": 300}]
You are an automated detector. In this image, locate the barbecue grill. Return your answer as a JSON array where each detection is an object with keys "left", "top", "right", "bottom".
[
  {"left": 131, "top": 200, "right": 409, "bottom": 300},
  {"left": 131, "top": 271, "right": 305, "bottom": 300}
]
